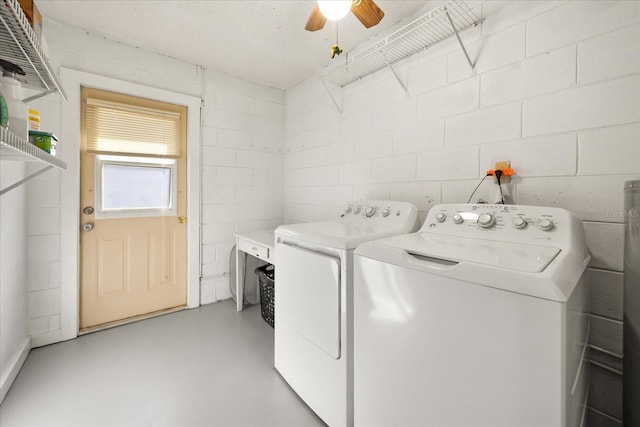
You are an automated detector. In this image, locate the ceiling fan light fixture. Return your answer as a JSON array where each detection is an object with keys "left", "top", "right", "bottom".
[{"left": 317, "top": 0, "right": 352, "bottom": 21}]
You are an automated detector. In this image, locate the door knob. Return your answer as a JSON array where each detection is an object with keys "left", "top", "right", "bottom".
[
  {"left": 82, "top": 222, "right": 94, "bottom": 232},
  {"left": 177, "top": 216, "right": 186, "bottom": 223},
  {"left": 82, "top": 206, "right": 94, "bottom": 215}
]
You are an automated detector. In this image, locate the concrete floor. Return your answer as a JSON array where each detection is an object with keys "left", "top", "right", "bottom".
[{"left": 0, "top": 300, "right": 325, "bottom": 427}]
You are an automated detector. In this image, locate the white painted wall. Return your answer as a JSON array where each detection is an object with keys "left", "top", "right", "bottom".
[
  {"left": 0, "top": 161, "right": 30, "bottom": 402},
  {"left": 23, "top": 20, "right": 284, "bottom": 347},
  {"left": 283, "top": 1, "right": 639, "bottom": 424}
]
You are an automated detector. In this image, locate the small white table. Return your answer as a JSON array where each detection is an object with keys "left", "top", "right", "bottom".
[{"left": 234, "top": 228, "right": 276, "bottom": 312}]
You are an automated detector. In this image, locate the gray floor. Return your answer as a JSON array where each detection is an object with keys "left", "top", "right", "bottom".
[{"left": 0, "top": 300, "right": 325, "bottom": 427}]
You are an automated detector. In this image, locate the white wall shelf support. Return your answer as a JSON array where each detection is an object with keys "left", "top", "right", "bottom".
[
  {"left": 23, "top": 88, "right": 58, "bottom": 104},
  {"left": 0, "top": 165, "right": 52, "bottom": 196},
  {"left": 321, "top": 79, "right": 343, "bottom": 114},
  {"left": 381, "top": 51, "right": 408, "bottom": 94},
  {"left": 444, "top": 7, "right": 475, "bottom": 72}
]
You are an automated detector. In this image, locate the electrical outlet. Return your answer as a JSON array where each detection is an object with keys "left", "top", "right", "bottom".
[{"left": 494, "top": 161, "right": 511, "bottom": 183}]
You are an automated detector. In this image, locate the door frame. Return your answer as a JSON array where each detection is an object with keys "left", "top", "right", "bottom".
[{"left": 59, "top": 68, "right": 202, "bottom": 340}]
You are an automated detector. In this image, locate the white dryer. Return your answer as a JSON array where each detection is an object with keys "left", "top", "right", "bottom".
[
  {"left": 354, "top": 204, "right": 591, "bottom": 427},
  {"left": 275, "top": 200, "right": 419, "bottom": 427}
]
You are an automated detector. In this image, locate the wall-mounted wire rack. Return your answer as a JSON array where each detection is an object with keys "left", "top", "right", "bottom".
[
  {"left": 0, "top": 128, "right": 66, "bottom": 195},
  {"left": 0, "top": 0, "right": 67, "bottom": 102},
  {"left": 321, "top": 0, "right": 482, "bottom": 93}
]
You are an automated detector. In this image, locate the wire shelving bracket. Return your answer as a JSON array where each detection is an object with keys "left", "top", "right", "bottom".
[
  {"left": 321, "top": 79, "right": 343, "bottom": 115},
  {"left": 380, "top": 50, "right": 408, "bottom": 94},
  {"left": 444, "top": 6, "right": 476, "bottom": 71}
]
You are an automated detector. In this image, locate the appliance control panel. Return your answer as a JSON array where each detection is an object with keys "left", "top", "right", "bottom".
[
  {"left": 421, "top": 204, "right": 583, "bottom": 249},
  {"left": 340, "top": 200, "right": 418, "bottom": 226}
]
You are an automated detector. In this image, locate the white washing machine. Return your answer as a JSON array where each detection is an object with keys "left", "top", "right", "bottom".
[
  {"left": 275, "top": 200, "right": 419, "bottom": 427},
  {"left": 354, "top": 204, "right": 591, "bottom": 427}
]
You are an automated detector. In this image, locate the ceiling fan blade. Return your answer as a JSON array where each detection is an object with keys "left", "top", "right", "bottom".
[
  {"left": 351, "top": 0, "right": 385, "bottom": 28},
  {"left": 305, "top": 3, "right": 327, "bottom": 32}
]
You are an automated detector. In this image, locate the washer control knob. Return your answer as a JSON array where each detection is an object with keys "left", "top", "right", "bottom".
[
  {"left": 365, "top": 206, "right": 377, "bottom": 218},
  {"left": 344, "top": 206, "right": 353, "bottom": 215},
  {"left": 477, "top": 213, "right": 496, "bottom": 228},
  {"left": 354, "top": 206, "right": 362, "bottom": 214},
  {"left": 382, "top": 208, "right": 391, "bottom": 217},
  {"left": 512, "top": 217, "right": 527, "bottom": 229},
  {"left": 538, "top": 218, "right": 554, "bottom": 231},
  {"left": 435, "top": 212, "right": 447, "bottom": 222},
  {"left": 452, "top": 214, "right": 463, "bottom": 224}
]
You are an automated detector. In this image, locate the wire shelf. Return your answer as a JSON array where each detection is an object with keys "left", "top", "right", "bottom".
[
  {"left": 0, "top": 127, "right": 66, "bottom": 169},
  {"left": 0, "top": 0, "right": 67, "bottom": 101},
  {"left": 322, "top": 0, "right": 482, "bottom": 87}
]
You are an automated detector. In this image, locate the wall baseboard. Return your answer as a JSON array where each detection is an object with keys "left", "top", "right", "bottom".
[{"left": 0, "top": 337, "right": 31, "bottom": 404}]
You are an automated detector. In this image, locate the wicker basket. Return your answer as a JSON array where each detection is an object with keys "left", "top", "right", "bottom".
[{"left": 255, "top": 264, "right": 275, "bottom": 328}]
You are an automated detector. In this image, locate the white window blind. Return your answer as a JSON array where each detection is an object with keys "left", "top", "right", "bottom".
[{"left": 84, "top": 97, "right": 182, "bottom": 157}]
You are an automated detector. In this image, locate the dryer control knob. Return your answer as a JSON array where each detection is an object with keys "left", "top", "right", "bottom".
[
  {"left": 344, "top": 206, "right": 353, "bottom": 214},
  {"left": 354, "top": 206, "right": 362, "bottom": 214},
  {"left": 477, "top": 213, "right": 496, "bottom": 228},
  {"left": 512, "top": 217, "right": 527, "bottom": 229},
  {"left": 382, "top": 208, "right": 391, "bottom": 217},
  {"left": 538, "top": 218, "right": 554, "bottom": 231},
  {"left": 452, "top": 214, "right": 463, "bottom": 224},
  {"left": 365, "top": 206, "right": 376, "bottom": 217},
  {"left": 435, "top": 212, "right": 447, "bottom": 222}
]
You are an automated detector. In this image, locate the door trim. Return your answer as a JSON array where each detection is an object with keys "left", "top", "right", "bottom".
[{"left": 59, "top": 68, "right": 202, "bottom": 341}]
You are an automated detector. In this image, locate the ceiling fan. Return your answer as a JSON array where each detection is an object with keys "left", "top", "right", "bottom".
[{"left": 305, "top": 0, "right": 385, "bottom": 32}]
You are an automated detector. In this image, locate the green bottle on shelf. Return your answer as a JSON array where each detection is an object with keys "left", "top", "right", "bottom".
[
  {"left": 0, "top": 59, "right": 28, "bottom": 140},
  {"left": 0, "top": 62, "right": 7, "bottom": 129},
  {"left": 0, "top": 90, "right": 8, "bottom": 129}
]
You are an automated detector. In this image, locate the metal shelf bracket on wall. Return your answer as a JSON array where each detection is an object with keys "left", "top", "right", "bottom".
[
  {"left": 321, "top": 79, "right": 343, "bottom": 114},
  {"left": 380, "top": 50, "right": 408, "bottom": 94},
  {"left": 0, "top": 164, "right": 53, "bottom": 195},
  {"left": 444, "top": 6, "right": 475, "bottom": 72}
]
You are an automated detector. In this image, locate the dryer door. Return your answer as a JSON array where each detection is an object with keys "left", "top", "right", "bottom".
[{"left": 276, "top": 243, "right": 341, "bottom": 359}]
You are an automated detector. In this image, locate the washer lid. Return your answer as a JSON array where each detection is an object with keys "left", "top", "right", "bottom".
[
  {"left": 377, "top": 232, "right": 561, "bottom": 273},
  {"left": 277, "top": 221, "right": 411, "bottom": 250}
]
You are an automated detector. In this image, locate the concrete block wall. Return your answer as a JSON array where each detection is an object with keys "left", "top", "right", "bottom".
[
  {"left": 283, "top": 1, "right": 639, "bottom": 424},
  {"left": 23, "top": 94, "right": 63, "bottom": 347},
  {"left": 24, "top": 20, "right": 284, "bottom": 346},
  {"left": 199, "top": 70, "right": 284, "bottom": 303}
]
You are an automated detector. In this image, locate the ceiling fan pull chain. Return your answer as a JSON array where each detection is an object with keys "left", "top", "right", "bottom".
[{"left": 330, "top": 21, "right": 343, "bottom": 59}]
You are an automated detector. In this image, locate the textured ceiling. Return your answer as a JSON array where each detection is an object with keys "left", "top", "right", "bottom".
[{"left": 37, "top": 1, "right": 429, "bottom": 90}]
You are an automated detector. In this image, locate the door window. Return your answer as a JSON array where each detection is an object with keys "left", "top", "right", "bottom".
[{"left": 95, "top": 155, "right": 177, "bottom": 218}]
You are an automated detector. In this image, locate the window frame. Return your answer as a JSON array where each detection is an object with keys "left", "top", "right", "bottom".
[{"left": 94, "top": 154, "right": 178, "bottom": 219}]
